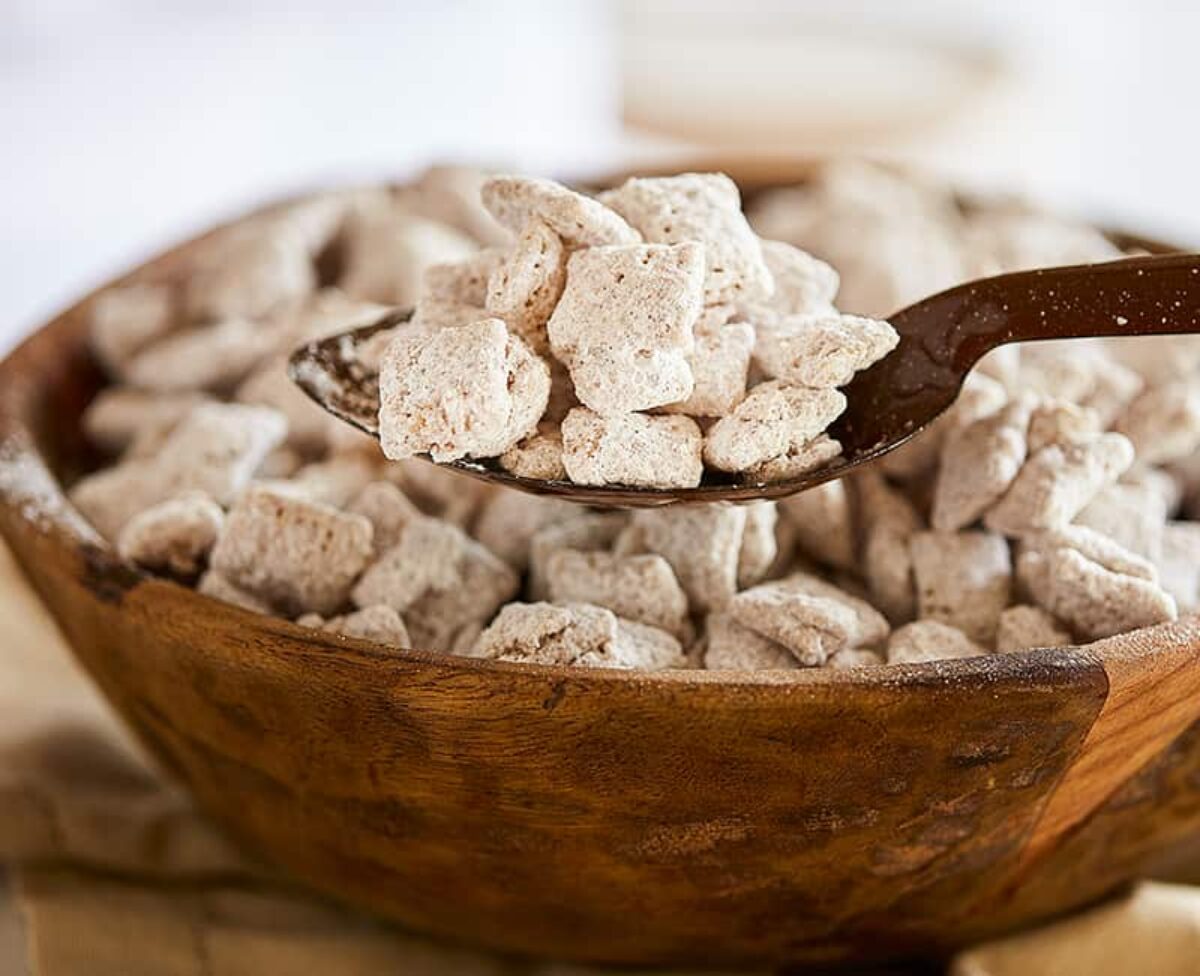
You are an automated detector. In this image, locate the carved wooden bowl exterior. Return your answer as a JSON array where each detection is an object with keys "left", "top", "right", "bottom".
[{"left": 2, "top": 161, "right": 1200, "bottom": 970}]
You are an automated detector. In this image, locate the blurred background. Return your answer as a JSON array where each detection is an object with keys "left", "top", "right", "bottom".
[{"left": 3, "top": 0, "right": 1197, "bottom": 351}]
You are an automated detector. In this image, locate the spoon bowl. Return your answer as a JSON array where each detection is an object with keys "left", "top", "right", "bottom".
[{"left": 289, "top": 253, "right": 1200, "bottom": 507}]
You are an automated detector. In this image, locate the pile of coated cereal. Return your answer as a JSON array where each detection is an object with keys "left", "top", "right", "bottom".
[
  {"left": 374, "top": 172, "right": 897, "bottom": 487},
  {"left": 69, "top": 161, "right": 1200, "bottom": 670}
]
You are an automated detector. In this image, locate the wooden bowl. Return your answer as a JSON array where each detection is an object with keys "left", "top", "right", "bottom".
[{"left": 3, "top": 161, "right": 1200, "bottom": 970}]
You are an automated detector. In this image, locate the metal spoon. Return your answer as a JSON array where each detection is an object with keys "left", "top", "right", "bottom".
[{"left": 289, "top": 253, "right": 1200, "bottom": 508}]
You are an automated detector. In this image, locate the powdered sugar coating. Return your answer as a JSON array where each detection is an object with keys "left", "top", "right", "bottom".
[
  {"left": 910, "top": 530, "right": 1012, "bottom": 644},
  {"left": 117, "top": 492, "right": 224, "bottom": 576},
  {"left": 546, "top": 549, "right": 690, "bottom": 637},
  {"left": 547, "top": 243, "right": 703, "bottom": 414},
  {"left": 561, "top": 408, "right": 703, "bottom": 489},
  {"left": 888, "top": 620, "right": 988, "bottom": 665},
  {"left": 377, "top": 318, "right": 549, "bottom": 462},
  {"left": 481, "top": 175, "right": 640, "bottom": 247},
  {"left": 474, "top": 602, "right": 682, "bottom": 670},
  {"left": 995, "top": 605, "right": 1071, "bottom": 654},
  {"left": 484, "top": 218, "right": 565, "bottom": 354},
  {"left": 752, "top": 313, "right": 898, "bottom": 389},
  {"left": 210, "top": 483, "right": 374, "bottom": 616},
  {"left": 599, "top": 173, "right": 772, "bottom": 304},
  {"left": 704, "top": 382, "right": 846, "bottom": 473},
  {"left": 985, "top": 433, "right": 1134, "bottom": 536}
]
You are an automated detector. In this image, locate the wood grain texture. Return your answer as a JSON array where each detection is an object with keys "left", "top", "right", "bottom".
[{"left": 2, "top": 160, "right": 1200, "bottom": 968}]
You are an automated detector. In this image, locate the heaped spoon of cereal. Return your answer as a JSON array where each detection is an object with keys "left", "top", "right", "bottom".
[{"left": 290, "top": 252, "right": 1200, "bottom": 507}]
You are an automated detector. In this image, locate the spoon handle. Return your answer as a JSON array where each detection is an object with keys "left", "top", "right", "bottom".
[{"left": 889, "top": 252, "right": 1200, "bottom": 376}]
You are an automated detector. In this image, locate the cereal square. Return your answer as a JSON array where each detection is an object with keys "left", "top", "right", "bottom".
[
  {"left": 561, "top": 408, "right": 703, "bottom": 488},
  {"left": 377, "top": 318, "right": 549, "bottom": 462},
  {"left": 210, "top": 483, "right": 375, "bottom": 615},
  {"left": 599, "top": 173, "right": 773, "bottom": 304}
]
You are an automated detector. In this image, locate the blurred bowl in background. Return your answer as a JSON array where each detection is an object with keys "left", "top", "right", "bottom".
[{"left": 619, "top": 2, "right": 1007, "bottom": 153}]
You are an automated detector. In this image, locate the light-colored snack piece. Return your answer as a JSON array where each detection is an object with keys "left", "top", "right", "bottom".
[
  {"left": 1154, "top": 522, "right": 1200, "bottom": 612},
  {"left": 984, "top": 433, "right": 1135, "bottom": 536},
  {"left": 629, "top": 506, "right": 747, "bottom": 612},
  {"left": 400, "top": 164, "right": 509, "bottom": 246},
  {"left": 499, "top": 426, "right": 567, "bottom": 481},
  {"left": 116, "top": 491, "right": 224, "bottom": 577},
  {"left": 1115, "top": 380, "right": 1200, "bottom": 466},
  {"left": 408, "top": 296, "right": 488, "bottom": 332},
  {"left": 568, "top": 345, "right": 696, "bottom": 418},
  {"left": 197, "top": 570, "right": 272, "bottom": 614},
  {"left": 931, "top": 397, "right": 1032, "bottom": 531},
  {"left": 90, "top": 283, "right": 175, "bottom": 376},
  {"left": 473, "top": 492, "right": 575, "bottom": 570},
  {"left": 778, "top": 480, "right": 855, "bottom": 570},
  {"left": 154, "top": 403, "right": 288, "bottom": 505},
  {"left": 826, "top": 646, "right": 886, "bottom": 669},
  {"left": 599, "top": 173, "right": 772, "bottom": 304},
  {"left": 1026, "top": 399, "right": 1101, "bottom": 453},
  {"left": 384, "top": 458, "right": 492, "bottom": 527},
  {"left": 880, "top": 371, "right": 1008, "bottom": 481},
  {"left": 547, "top": 243, "right": 703, "bottom": 414},
  {"left": 269, "top": 286, "right": 392, "bottom": 346},
  {"left": 528, "top": 511, "right": 628, "bottom": 601},
  {"left": 474, "top": 602, "right": 682, "bottom": 670},
  {"left": 743, "top": 434, "right": 842, "bottom": 483},
  {"left": 752, "top": 180, "right": 966, "bottom": 318},
  {"left": 481, "top": 176, "right": 639, "bottom": 247},
  {"left": 352, "top": 515, "right": 518, "bottom": 648},
  {"left": 703, "top": 382, "right": 846, "bottom": 473},
  {"left": 729, "top": 571, "right": 889, "bottom": 667},
  {"left": 547, "top": 549, "right": 689, "bottom": 637},
  {"left": 184, "top": 218, "right": 318, "bottom": 322},
  {"left": 1080, "top": 353, "right": 1144, "bottom": 427},
  {"left": 1124, "top": 464, "right": 1183, "bottom": 518},
  {"left": 287, "top": 452, "right": 378, "bottom": 508},
  {"left": 730, "top": 583, "right": 861, "bottom": 667},
  {"left": 125, "top": 317, "right": 278, "bottom": 393},
  {"left": 995, "top": 605, "right": 1072, "bottom": 654},
  {"left": 703, "top": 612, "right": 799, "bottom": 670},
  {"left": 1010, "top": 341, "right": 1107, "bottom": 403},
  {"left": 319, "top": 604, "right": 411, "bottom": 647},
  {"left": 887, "top": 620, "right": 988, "bottom": 665},
  {"left": 81, "top": 388, "right": 204, "bottom": 455},
  {"left": 1106, "top": 334, "right": 1200, "bottom": 385},
  {"left": 561, "top": 408, "right": 703, "bottom": 489},
  {"left": 347, "top": 481, "right": 421, "bottom": 555},
  {"left": 421, "top": 248, "right": 505, "bottom": 305},
  {"left": 1017, "top": 543, "right": 1177, "bottom": 641},
  {"left": 753, "top": 239, "right": 839, "bottom": 317},
  {"left": 659, "top": 321, "right": 756, "bottom": 417},
  {"left": 965, "top": 209, "right": 1119, "bottom": 276},
  {"left": 69, "top": 460, "right": 167, "bottom": 542},
  {"left": 377, "top": 318, "right": 549, "bottom": 462},
  {"left": 737, "top": 502, "right": 779, "bottom": 588},
  {"left": 484, "top": 218, "right": 566, "bottom": 354},
  {"left": 70, "top": 402, "right": 286, "bottom": 539},
  {"left": 910, "top": 530, "right": 1012, "bottom": 644},
  {"left": 1021, "top": 524, "right": 1158, "bottom": 583},
  {"left": 235, "top": 355, "right": 338, "bottom": 454},
  {"left": 752, "top": 313, "right": 898, "bottom": 389},
  {"left": 339, "top": 206, "right": 476, "bottom": 307},
  {"left": 855, "top": 471, "right": 923, "bottom": 623},
  {"left": 1075, "top": 481, "right": 1168, "bottom": 562},
  {"left": 209, "top": 484, "right": 374, "bottom": 616}
]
